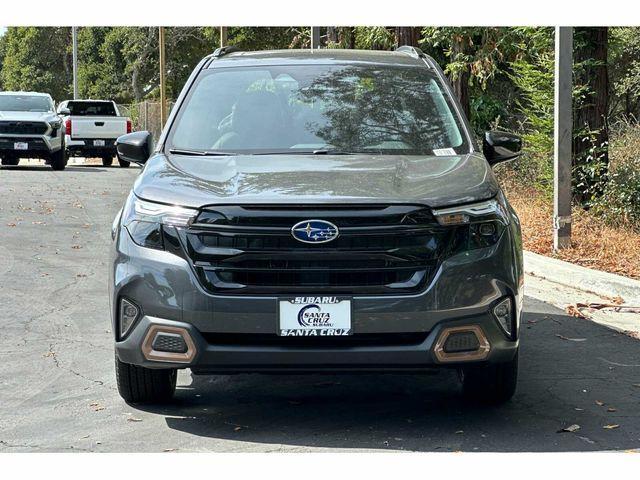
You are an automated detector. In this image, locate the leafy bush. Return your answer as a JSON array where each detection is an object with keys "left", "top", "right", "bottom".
[
  {"left": 506, "top": 51, "right": 554, "bottom": 189},
  {"left": 591, "top": 121, "right": 640, "bottom": 231}
]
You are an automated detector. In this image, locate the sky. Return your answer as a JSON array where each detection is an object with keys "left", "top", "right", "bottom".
[{"left": 0, "top": 27, "right": 6, "bottom": 36}]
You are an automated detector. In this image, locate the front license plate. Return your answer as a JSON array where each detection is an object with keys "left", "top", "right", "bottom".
[
  {"left": 279, "top": 296, "right": 351, "bottom": 336},
  {"left": 14, "top": 142, "right": 28, "bottom": 150},
  {"left": 93, "top": 139, "right": 106, "bottom": 146}
]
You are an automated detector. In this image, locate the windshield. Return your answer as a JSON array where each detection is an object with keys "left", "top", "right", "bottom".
[
  {"left": 67, "top": 101, "right": 117, "bottom": 116},
  {"left": 168, "top": 64, "right": 469, "bottom": 155},
  {"left": 0, "top": 95, "right": 53, "bottom": 112}
]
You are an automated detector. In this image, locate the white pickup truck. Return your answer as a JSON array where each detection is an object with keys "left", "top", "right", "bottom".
[{"left": 57, "top": 100, "right": 132, "bottom": 167}]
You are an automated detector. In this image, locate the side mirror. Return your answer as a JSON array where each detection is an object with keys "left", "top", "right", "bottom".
[
  {"left": 483, "top": 131, "right": 522, "bottom": 166},
  {"left": 116, "top": 131, "right": 153, "bottom": 165},
  {"left": 58, "top": 107, "right": 70, "bottom": 116}
]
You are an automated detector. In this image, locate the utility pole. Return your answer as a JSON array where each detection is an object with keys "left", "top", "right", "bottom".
[
  {"left": 72, "top": 27, "right": 78, "bottom": 99},
  {"left": 553, "top": 27, "right": 573, "bottom": 250},
  {"left": 159, "top": 26, "right": 167, "bottom": 127},
  {"left": 311, "top": 27, "right": 321, "bottom": 49},
  {"left": 220, "top": 26, "right": 228, "bottom": 47}
]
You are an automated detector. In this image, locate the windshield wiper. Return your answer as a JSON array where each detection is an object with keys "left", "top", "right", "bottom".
[
  {"left": 249, "top": 150, "right": 359, "bottom": 155},
  {"left": 169, "top": 148, "right": 239, "bottom": 156},
  {"left": 310, "top": 149, "right": 359, "bottom": 155}
]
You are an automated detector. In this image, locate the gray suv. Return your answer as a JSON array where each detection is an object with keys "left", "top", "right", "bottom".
[{"left": 111, "top": 46, "right": 523, "bottom": 405}]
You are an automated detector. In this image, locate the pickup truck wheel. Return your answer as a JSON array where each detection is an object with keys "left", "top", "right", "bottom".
[
  {"left": 118, "top": 158, "right": 131, "bottom": 168},
  {"left": 461, "top": 350, "right": 518, "bottom": 404},
  {"left": 49, "top": 148, "right": 67, "bottom": 171},
  {"left": 115, "top": 354, "right": 177, "bottom": 404},
  {"left": 1, "top": 156, "right": 20, "bottom": 166},
  {"left": 102, "top": 156, "right": 113, "bottom": 167}
]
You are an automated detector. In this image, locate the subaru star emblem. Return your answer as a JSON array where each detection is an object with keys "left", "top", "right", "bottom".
[{"left": 291, "top": 219, "right": 339, "bottom": 244}]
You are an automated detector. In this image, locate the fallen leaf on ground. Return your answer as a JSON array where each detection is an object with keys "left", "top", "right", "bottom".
[
  {"left": 556, "top": 334, "right": 587, "bottom": 342},
  {"left": 455, "top": 430, "right": 464, "bottom": 434},
  {"left": 565, "top": 305, "right": 590, "bottom": 319},
  {"left": 89, "top": 402, "right": 105, "bottom": 412},
  {"left": 234, "top": 426, "right": 242, "bottom": 431},
  {"left": 607, "top": 407, "right": 617, "bottom": 412},
  {"left": 596, "top": 400, "right": 605, "bottom": 406},
  {"left": 558, "top": 424, "right": 581, "bottom": 433},
  {"left": 612, "top": 296, "right": 625, "bottom": 305},
  {"left": 163, "top": 448, "right": 177, "bottom": 452},
  {"left": 603, "top": 424, "right": 620, "bottom": 430},
  {"left": 127, "top": 417, "right": 143, "bottom": 422},
  {"left": 633, "top": 384, "right": 640, "bottom": 388},
  {"left": 71, "top": 245, "right": 82, "bottom": 249},
  {"left": 6, "top": 223, "right": 16, "bottom": 227}
]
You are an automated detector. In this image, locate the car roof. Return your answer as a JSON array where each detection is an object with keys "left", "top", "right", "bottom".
[
  {"left": 0, "top": 91, "right": 53, "bottom": 97},
  {"left": 207, "top": 49, "right": 428, "bottom": 68},
  {"left": 64, "top": 99, "right": 114, "bottom": 102}
]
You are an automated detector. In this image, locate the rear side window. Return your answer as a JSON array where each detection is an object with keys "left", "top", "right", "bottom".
[{"left": 67, "top": 102, "right": 117, "bottom": 116}]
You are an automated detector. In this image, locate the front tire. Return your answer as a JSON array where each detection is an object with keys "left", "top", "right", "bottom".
[
  {"left": 461, "top": 350, "right": 518, "bottom": 404},
  {"left": 49, "top": 148, "right": 67, "bottom": 171},
  {"left": 118, "top": 158, "right": 131, "bottom": 168},
  {"left": 115, "top": 354, "right": 177, "bottom": 404}
]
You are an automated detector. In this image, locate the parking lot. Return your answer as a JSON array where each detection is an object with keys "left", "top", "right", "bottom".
[{"left": 1, "top": 163, "right": 639, "bottom": 452}]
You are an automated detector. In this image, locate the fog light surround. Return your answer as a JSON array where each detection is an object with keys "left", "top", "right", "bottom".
[
  {"left": 434, "top": 325, "right": 490, "bottom": 363},
  {"left": 142, "top": 325, "right": 197, "bottom": 363},
  {"left": 119, "top": 298, "right": 140, "bottom": 338},
  {"left": 493, "top": 297, "right": 514, "bottom": 338}
]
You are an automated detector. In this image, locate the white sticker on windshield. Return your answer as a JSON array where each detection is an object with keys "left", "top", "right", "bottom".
[{"left": 433, "top": 148, "right": 457, "bottom": 156}]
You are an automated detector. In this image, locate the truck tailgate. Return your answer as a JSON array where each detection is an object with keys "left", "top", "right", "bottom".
[{"left": 70, "top": 116, "right": 127, "bottom": 139}]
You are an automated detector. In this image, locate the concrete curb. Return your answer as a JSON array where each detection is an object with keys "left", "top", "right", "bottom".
[{"left": 524, "top": 251, "right": 640, "bottom": 305}]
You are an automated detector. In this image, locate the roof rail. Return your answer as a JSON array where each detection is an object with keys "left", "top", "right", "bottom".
[
  {"left": 212, "top": 45, "right": 241, "bottom": 58},
  {"left": 395, "top": 45, "right": 426, "bottom": 59}
]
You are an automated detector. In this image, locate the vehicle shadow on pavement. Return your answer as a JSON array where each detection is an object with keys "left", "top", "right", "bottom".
[
  {"left": 134, "top": 298, "right": 640, "bottom": 452},
  {"left": 0, "top": 165, "right": 108, "bottom": 172}
]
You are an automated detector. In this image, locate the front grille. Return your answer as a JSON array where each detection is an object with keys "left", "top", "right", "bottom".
[
  {"left": 176, "top": 205, "right": 458, "bottom": 295},
  {"left": 0, "top": 121, "right": 48, "bottom": 135},
  {"left": 201, "top": 332, "right": 429, "bottom": 348}
]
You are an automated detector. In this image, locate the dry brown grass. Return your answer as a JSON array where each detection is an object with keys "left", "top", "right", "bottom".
[{"left": 502, "top": 182, "right": 640, "bottom": 280}]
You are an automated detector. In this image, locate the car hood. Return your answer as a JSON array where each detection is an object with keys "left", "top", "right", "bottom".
[
  {"left": 0, "top": 111, "right": 58, "bottom": 122},
  {"left": 134, "top": 152, "right": 499, "bottom": 209}
]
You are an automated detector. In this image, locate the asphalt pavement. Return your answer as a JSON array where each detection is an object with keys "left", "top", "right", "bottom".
[{"left": 1, "top": 163, "right": 639, "bottom": 452}]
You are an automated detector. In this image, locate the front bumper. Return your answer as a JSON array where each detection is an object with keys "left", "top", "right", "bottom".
[
  {"left": 0, "top": 133, "right": 62, "bottom": 155},
  {"left": 111, "top": 219, "right": 523, "bottom": 372},
  {"left": 115, "top": 313, "right": 518, "bottom": 372}
]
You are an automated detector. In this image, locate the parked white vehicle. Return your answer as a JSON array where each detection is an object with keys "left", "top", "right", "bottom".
[
  {"left": 0, "top": 92, "right": 67, "bottom": 170},
  {"left": 57, "top": 99, "right": 132, "bottom": 167}
]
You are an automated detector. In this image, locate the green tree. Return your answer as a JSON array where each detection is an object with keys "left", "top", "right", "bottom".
[
  {"left": 0, "top": 27, "right": 72, "bottom": 101},
  {"left": 572, "top": 27, "right": 610, "bottom": 205}
]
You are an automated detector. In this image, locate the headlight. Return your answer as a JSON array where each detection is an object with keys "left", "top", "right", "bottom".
[
  {"left": 49, "top": 120, "right": 61, "bottom": 130},
  {"left": 432, "top": 194, "right": 510, "bottom": 226},
  {"left": 433, "top": 194, "right": 511, "bottom": 252},
  {"left": 121, "top": 195, "right": 196, "bottom": 250}
]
